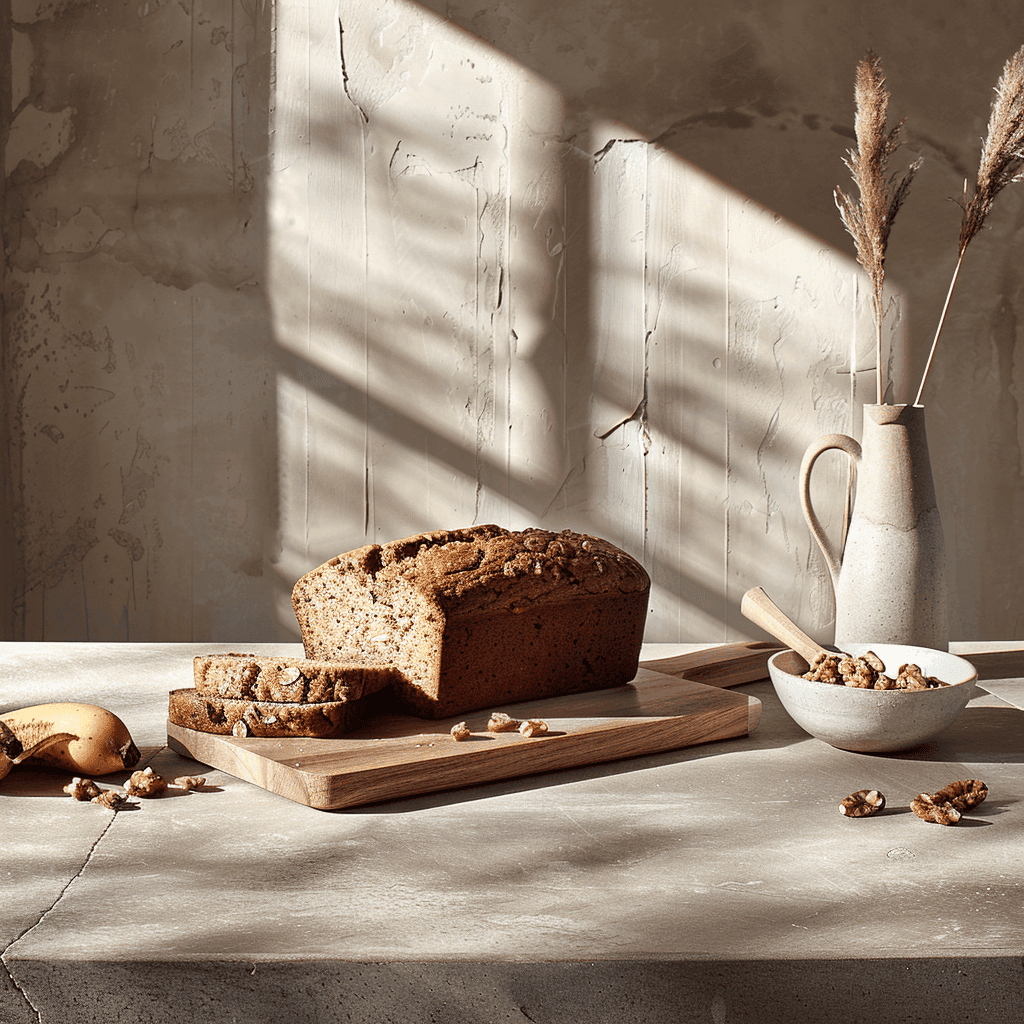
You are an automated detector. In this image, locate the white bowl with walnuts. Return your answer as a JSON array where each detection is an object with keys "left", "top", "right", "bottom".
[{"left": 768, "top": 644, "right": 978, "bottom": 753}]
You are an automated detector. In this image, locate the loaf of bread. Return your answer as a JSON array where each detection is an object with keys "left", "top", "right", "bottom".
[
  {"left": 193, "top": 653, "right": 396, "bottom": 703},
  {"left": 167, "top": 688, "right": 370, "bottom": 738},
  {"left": 291, "top": 525, "right": 650, "bottom": 718}
]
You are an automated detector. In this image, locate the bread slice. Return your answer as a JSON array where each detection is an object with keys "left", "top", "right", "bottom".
[
  {"left": 193, "top": 653, "right": 396, "bottom": 704},
  {"left": 291, "top": 525, "right": 650, "bottom": 719},
  {"left": 168, "top": 688, "right": 370, "bottom": 738}
]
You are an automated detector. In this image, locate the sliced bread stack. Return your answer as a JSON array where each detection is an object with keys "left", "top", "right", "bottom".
[{"left": 167, "top": 654, "right": 397, "bottom": 738}]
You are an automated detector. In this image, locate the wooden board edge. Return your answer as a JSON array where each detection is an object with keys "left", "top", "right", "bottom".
[
  {"left": 167, "top": 693, "right": 762, "bottom": 811},
  {"left": 640, "top": 642, "right": 781, "bottom": 688}
]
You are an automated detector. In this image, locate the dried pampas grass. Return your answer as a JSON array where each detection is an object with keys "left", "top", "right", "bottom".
[
  {"left": 915, "top": 45, "right": 1024, "bottom": 403},
  {"left": 835, "top": 51, "right": 922, "bottom": 404}
]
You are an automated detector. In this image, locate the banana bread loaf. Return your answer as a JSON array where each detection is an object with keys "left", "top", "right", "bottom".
[
  {"left": 291, "top": 525, "right": 651, "bottom": 718},
  {"left": 193, "top": 653, "right": 396, "bottom": 703}
]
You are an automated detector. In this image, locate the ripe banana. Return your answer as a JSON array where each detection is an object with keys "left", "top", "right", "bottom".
[{"left": 0, "top": 703, "right": 140, "bottom": 777}]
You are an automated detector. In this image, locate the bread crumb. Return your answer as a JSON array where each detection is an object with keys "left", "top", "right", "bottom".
[{"left": 450, "top": 722, "right": 471, "bottom": 741}]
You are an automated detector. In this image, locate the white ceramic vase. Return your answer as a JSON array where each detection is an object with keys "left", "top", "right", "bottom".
[{"left": 800, "top": 403, "right": 949, "bottom": 650}]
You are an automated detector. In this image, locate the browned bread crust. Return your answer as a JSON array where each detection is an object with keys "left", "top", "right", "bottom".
[
  {"left": 291, "top": 525, "right": 650, "bottom": 719},
  {"left": 168, "top": 688, "right": 363, "bottom": 738},
  {"left": 193, "top": 653, "right": 396, "bottom": 703}
]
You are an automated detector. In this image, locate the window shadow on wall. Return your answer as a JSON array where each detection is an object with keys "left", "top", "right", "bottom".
[
  {"left": 0, "top": 0, "right": 885, "bottom": 643},
  {"left": 267, "top": 0, "right": 876, "bottom": 645}
]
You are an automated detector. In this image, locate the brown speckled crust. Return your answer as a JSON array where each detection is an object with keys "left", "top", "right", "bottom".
[
  {"left": 193, "top": 654, "right": 397, "bottom": 704},
  {"left": 291, "top": 525, "right": 651, "bottom": 719},
  {"left": 168, "top": 688, "right": 369, "bottom": 738}
]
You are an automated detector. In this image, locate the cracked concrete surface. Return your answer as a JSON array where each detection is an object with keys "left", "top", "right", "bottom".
[
  {"left": 1, "top": 810, "right": 118, "bottom": 1023},
  {"left": 4, "top": 641, "right": 1024, "bottom": 1022}
]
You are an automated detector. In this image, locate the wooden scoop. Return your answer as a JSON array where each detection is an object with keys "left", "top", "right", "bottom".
[{"left": 740, "top": 587, "right": 830, "bottom": 665}]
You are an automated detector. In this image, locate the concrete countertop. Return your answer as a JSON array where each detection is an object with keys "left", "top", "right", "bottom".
[{"left": 2, "top": 641, "right": 1024, "bottom": 1024}]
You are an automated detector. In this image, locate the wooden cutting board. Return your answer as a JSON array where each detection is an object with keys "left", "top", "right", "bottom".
[{"left": 166, "top": 642, "right": 777, "bottom": 810}]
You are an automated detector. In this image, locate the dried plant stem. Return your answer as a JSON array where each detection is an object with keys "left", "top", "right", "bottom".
[
  {"left": 873, "top": 296, "right": 884, "bottom": 404},
  {"left": 915, "top": 45, "right": 1024, "bottom": 404},
  {"left": 913, "top": 250, "right": 965, "bottom": 407},
  {"left": 834, "top": 51, "right": 921, "bottom": 404}
]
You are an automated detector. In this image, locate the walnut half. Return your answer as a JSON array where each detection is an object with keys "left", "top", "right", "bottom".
[
  {"left": 124, "top": 766, "right": 168, "bottom": 798},
  {"left": 487, "top": 712, "right": 521, "bottom": 733},
  {"left": 173, "top": 775, "right": 208, "bottom": 792},
  {"left": 910, "top": 793, "right": 961, "bottom": 825},
  {"left": 63, "top": 777, "right": 101, "bottom": 801},
  {"left": 518, "top": 719, "right": 549, "bottom": 738},
  {"left": 92, "top": 790, "right": 135, "bottom": 811},
  {"left": 911, "top": 779, "right": 989, "bottom": 824},
  {"left": 839, "top": 789, "right": 886, "bottom": 817},
  {"left": 935, "top": 779, "right": 988, "bottom": 812}
]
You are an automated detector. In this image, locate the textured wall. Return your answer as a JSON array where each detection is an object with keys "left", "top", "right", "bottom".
[
  {"left": 3, "top": 0, "right": 1024, "bottom": 644},
  {"left": 2, "top": 0, "right": 275, "bottom": 639}
]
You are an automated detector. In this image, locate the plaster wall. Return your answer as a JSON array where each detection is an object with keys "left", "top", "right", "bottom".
[{"left": 2, "top": 0, "right": 1023, "bottom": 644}]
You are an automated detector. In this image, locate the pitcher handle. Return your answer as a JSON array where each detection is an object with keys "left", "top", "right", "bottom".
[{"left": 799, "top": 433, "right": 861, "bottom": 594}]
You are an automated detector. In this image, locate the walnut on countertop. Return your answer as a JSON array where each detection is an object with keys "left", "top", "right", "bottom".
[
  {"left": 173, "top": 775, "right": 208, "bottom": 791},
  {"left": 63, "top": 777, "right": 101, "bottom": 801},
  {"left": 124, "top": 766, "right": 168, "bottom": 798},
  {"left": 92, "top": 789, "right": 136, "bottom": 811},
  {"left": 935, "top": 779, "right": 988, "bottom": 813},
  {"left": 839, "top": 789, "right": 886, "bottom": 817},
  {"left": 910, "top": 793, "right": 962, "bottom": 825}
]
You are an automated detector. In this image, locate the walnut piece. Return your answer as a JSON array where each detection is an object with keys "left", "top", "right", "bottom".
[
  {"left": 934, "top": 779, "right": 988, "bottom": 812},
  {"left": 518, "top": 719, "right": 549, "bottom": 738},
  {"left": 861, "top": 651, "right": 885, "bottom": 672},
  {"left": 803, "top": 652, "right": 841, "bottom": 683},
  {"left": 63, "top": 777, "right": 101, "bottom": 801},
  {"left": 124, "top": 766, "right": 168, "bottom": 798},
  {"left": 487, "top": 712, "right": 521, "bottom": 733},
  {"left": 92, "top": 789, "right": 135, "bottom": 811},
  {"left": 910, "top": 793, "right": 962, "bottom": 825},
  {"left": 173, "top": 775, "right": 208, "bottom": 791},
  {"left": 450, "top": 722, "right": 471, "bottom": 742},
  {"left": 803, "top": 651, "right": 947, "bottom": 689},
  {"left": 839, "top": 789, "right": 886, "bottom": 817}
]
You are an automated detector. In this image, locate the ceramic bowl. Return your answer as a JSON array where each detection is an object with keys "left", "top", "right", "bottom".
[{"left": 768, "top": 643, "right": 978, "bottom": 752}]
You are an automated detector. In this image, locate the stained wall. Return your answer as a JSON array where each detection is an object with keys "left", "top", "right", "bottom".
[{"left": 3, "top": 0, "right": 1023, "bottom": 644}]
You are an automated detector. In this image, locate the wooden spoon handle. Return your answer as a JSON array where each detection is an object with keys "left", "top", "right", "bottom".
[{"left": 740, "top": 587, "right": 830, "bottom": 665}]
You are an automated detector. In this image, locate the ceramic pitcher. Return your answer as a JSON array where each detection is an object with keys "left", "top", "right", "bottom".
[{"left": 799, "top": 403, "right": 948, "bottom": 650}]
